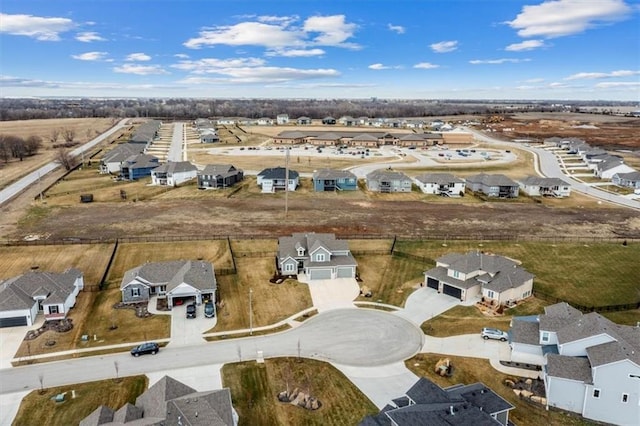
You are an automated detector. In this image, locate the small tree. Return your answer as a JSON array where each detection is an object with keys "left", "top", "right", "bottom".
[
  {"left": 24, "top": 135, "right": 43, "bottom": 156},
  {"left": 55, "top": 147, "right": 77, "bottom": 170},
  {"left": 49, "top": 128, "right": 60, "bottom": 144},
  {"left": 62, "top": 128, "right": 75, "bottom": 144}
]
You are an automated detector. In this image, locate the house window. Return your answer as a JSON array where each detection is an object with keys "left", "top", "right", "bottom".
[
  {"left": 297, "top": 248, "right": 305, "bottom": 256},
  {"left": 522, "top": 290, "right": 531, "bottom": 298},
  {"left": 284, "top": 263, "right": 294, "bottom": 272},
  {"left": 316, "top": 253, "right": 325, "bottom": 262},
  {"left": 132, "top": 288, "right": 140, "bottom": 298},
  {"left": 541, "top": 331, "right": 550, "bottom": 343},
  {"left": 621, "top": 393, "right": 628, "bottom": 403},
  {"left": 593, "top": 389, "right": 600, "bottom": 398},
  {"left": 487, "top": 290, "right": 495, "bottom": 299},
  {"left": 453, "top": 270, "right": 460, "bottom": 279},
  {"left": 49, "top": 305, "right": 59, "bottom": 314}
]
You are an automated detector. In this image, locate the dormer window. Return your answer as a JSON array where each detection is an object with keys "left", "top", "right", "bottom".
[
  {"left": 297, "top": 247, "right": 305, "bottom": 256},
  {"left": 316, "top": 253, "right": 325, "bottom": 262}
]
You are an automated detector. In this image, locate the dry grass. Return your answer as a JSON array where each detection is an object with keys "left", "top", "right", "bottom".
[
  {"left": 347, "top": 238, "right": 394, "bottom": 252},
  {"left": 0, "top": 243, "right": 114, "bottom": 285},
  {"left": 230, "top": 238, "right": 278, "bottom": 254},
  {"left": 13, "top": 376, "right": 147, "bottom": 426},
  {"left": 405, "top": 354, "right": 596, "bottom": 426},
  {"left": 222, "top": 357, "right": 378, "bottom": 426},
  {"left": 212, "top": 257, "right": 312, "bottom": 332},
  {"left": 354, "top": 254, "right": 426, "bottom": 306}
]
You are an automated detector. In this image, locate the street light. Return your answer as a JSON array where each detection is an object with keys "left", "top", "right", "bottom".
[{"left": 249, "top": 288, "right": 253, "bottom": 335}]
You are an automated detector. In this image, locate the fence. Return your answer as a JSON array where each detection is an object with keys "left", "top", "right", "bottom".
[{"left": 532, "top": 291, "right": 640, "bottom": 313}]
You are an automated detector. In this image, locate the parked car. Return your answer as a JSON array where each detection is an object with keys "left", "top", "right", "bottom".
[
  {"left": 204, "top": 301, "right": 215, "bottom": 318},
  {"left": 481, "top": 327, "right": 508, "bottom": 341},
  {"left": 186, "top": 303, "right": 197, "bottom": 319},
  {"left": 131, "top": 342, "right": 159, "bottom": 357}
]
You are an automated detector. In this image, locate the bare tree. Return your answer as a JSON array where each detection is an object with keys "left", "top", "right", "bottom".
[
  {"left": 49, "top": 128, "right": 60, "bottom": 144},
  {"left": 4, "top": 134, "right": 26, "bottom": 161},
  {"left": 38, "top": 373, "right": 45, "bottom": 394},
  {"left": 55, "top": 147, "right": 77, "bottom": 170},
  {"left": 62, "top": 128, "right": 75, "bottom": 144},
  {"left": 24, "top": 135, "right": 43, "bottom": 156},
  {"left": 0, "top": 135, "right": 10, "bottom": 162},
  {"left": 114, "top": 361, "right": 120, "bottom": 381}
]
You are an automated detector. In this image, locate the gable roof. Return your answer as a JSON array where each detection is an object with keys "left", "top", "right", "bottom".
[
  {"left": 258, "top": 167, "right": 299, "bottom": 180},
  {"left": 79, "top": 405, "right": 115, "bottom": 426},
  {"left": 102, "top": 143, "right": 144, "bottom": 163},
  {"left": 519, "top": 176, "right": 569, "bottom": 187},
  {"left": 510, "top": 319, "right": 540, "bottom": 345},
  {"left": 414, "top": 173, "right": 465, "bottom": 185},
  {"left": 152, "top": 161, "right": 197, "bottom": 174},
  {"left": 366, "top": 169, "right": 411, "bottom": 181},
  {"left": 121, "top": 260, "right": 216, "bottom": 292},
  {"left": 122, "top": 154, "right": 159, "bottom": 169},
  {"left": 313, "top": 168, "right": 357, "bottom": 180},
  {"left": 0, "top": 269, "right": 82, "bottom": 311},
  {"left": 466, "top": 173, "right": 518, "bottom": 187},
  {"left": 613, "top": 170, "right": 640, "bottom": 181},
  {"left": 135, "top": 376, "right": 198, "bottom": 419},
  {"left": 166, "top": 389, "right": 234, "bottom": 426},
  {"left": 546, "top": 354, "right": 593, "bottom": 383}
]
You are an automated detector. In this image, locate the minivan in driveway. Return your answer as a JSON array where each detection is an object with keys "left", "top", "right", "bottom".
[
  {"left": 204, "top": 301, "right": 215, "bottom": 318},
  {"left": 186, "top": 303, "right": 197, "bottom": 318}
]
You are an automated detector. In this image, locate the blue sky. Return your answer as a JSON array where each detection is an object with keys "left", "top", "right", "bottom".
[{"left": 1, "top": 0, "right": 639, "bottom": 100}]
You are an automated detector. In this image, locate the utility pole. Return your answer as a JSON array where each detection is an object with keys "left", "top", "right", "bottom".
[
  {"left": 249, "top": 288, "right": 253, "bottom": 335},
  {"left": 284, "top": 148, "right": 289, "bottom": 218},
  {"left": 38, "top": 172, "right": 43, "bottom": 203}
]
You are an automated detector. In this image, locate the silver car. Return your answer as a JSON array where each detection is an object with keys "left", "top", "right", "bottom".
[{"left": 481, "top": 327, "right": 508, "bottom": 341}]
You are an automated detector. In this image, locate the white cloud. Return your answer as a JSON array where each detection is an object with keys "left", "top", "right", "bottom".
[
  {"left": 303, "top": 15, "right": 358, "bottom": 47},
  {"left": 71, "top": 51, "right": 109, "bottom": 61},
  {"left": 524, "top": 78, "right": 545, "bottom": 83},
  {"left": 388, "top": 24, "right": 405, "bottom": 34},
  {"left": 174, "top": 53, "right": 190, "bottom": 59},
  {"left": 595, "top": 81, "right": 640, "bottom": 88},
  {"left": 178, "top": 66, "right": 339, "bottom": 84},
  {"left": 0, "top": 75, "right": 179, "bottom": 91},
  {"left": 265, "top": 48, "right": 325, "bottom": 57},
  {"left": 413, "top": 62, "right": 440, "bottom": 69},
  {"left": 113, "top": 64, "right": 169, "bottom": 75},
  {"left": 172, "top": 57, "right": 266, "bottom": 74},
  {"left": 126, "top": 53, "right": 152, "bottom": 61},
  {"left": 469, "top": 58, "right": 531, "bottom": 64},
  {"left": 507, "top": 0, "right": 632, "bottom": 38},
  {"left": 565, "top": 70, "right": 640, "bottom": 80},
  {"left": 0, "top": 13, "right": 75, "bottom": 41},
  {"left": 505, "top": 39, "right": 545, "bottom": 51},
  {"left": 184, "top": 21, "right": 303, "bottom": 49},
  {"left": 369, "top": 63, "right": 390, "bottom": 70},
  {"left": 430, "top": 40, "right": 458, "bottom": 53},
  {"left": 75, "top": 31, "right": 106, "bottom": 42}
]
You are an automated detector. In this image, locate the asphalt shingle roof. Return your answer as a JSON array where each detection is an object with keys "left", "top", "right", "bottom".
[
  {"left": 121, "top": 260, "right": 216, "bottom": 292},
  {"left": 546, "top": 354, "right": 593, "bottom": 383},
  {"left": 258, "top": 166, "right": 299, "bottom": 180},
  {"left": 313, "top": 168, "right": 357, "bottom": 180},
  {"left": 0, "top": 269, "right": 82, "bottom": 312},
  {"left": 414, "top": 173, "right": 465, "bottom": 185},
  {"left": 152, "top": 161, "right": 197, "bottom": 174},
  {"left": 466, "top": 173, "right": 518, "bottom": 187},
  {"left": 510, "top": 319, "right": 540, "bottom": 345}
]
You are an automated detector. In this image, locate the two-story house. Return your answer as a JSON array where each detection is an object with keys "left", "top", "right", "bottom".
[
  {"left": 509, "top": 302, "right": 640, "bottom": 426},
  {"left": 312, "top": 169, "right": 358, "bottom": 191},
  {"left": 150, "top": 161, "right": 198, "bottom": 186},
  {"left": 414, "top": 172, "right": 466, "bottom": 197},
  {"left": 197, "top": 164, "right": 244, "bottom": 189},
  {"left": 120, "top": 154, "right": 160, "bottom": 181},
  {"left": 466, "top": 173, "right": 519, "bottom": 198},
  {"left": 423, "top": 251, "right": 534, "bottom": 303},
  {"left": 257, "top": 167, "right": 299, "bottom": 192},
  {"left": 366, "top": 170, "right": 413, "bottom": 193},
  {"left": 277, "top": 233, "right": 357, "bottom": 280}
]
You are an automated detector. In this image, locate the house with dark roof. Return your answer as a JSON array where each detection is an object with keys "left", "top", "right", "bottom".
[
  {"left": 423, "top": 252, "right": 534, "bottom": 303},
  {"left": 256, "top": 167, "right": 299, "bottom": 192},
  {"left": 366, "top": 170, "right": 412, "bottom": 193},
  {"left": 129, "top": 120, "right": 162, "bottom": 146},
  {"left": 120, "top": 260, "right": 216, "bottom": 307},
  {"left": 595, "top": 156, "right": 635, "bottom": 179},
  {"left": 518, "top": 176, "right": 571, "bottom": 197},
  {"left": 612, "top": 170, "right": 640, "bottom": 190},
  {"left": 414, "top": 172, "right": 466, "bottom": 196},
  {"left": 360, "top": 377, "right": 514, "bottom": 426},
  {"left": 509, "top": 302, "right": 640, "bottom": 425},
  {"left": 119, "top": 154, "right": 160, "bottom": 181},
  {"left": 312, "top": 169, "right": 358, "bottom": 191},
  {"left": 466, "top": 173, "right": 519, "bottom": 198},
  {"left": 296, "top": 116, "right": 312, "bottom": 125},
  {"left": 198, "top": 164, "right": 244, "bottom": 189},
  {"left": 99, "top": 143, "right": 145, "bottom": 174},
  {"left": 151, "top": 161, "right": 198, "bottom": 186},
  {"left": 80, "top": 376, "right": 236, "bottom": 426},
  {"left": 308, "top": 132, "right": 342, "bottom": 146},
  {"left": 0, "top": 269, "right": 84, "bottom": 328},
  {"left": 277, "top": 232, "right": 357, "bottom": 280}
]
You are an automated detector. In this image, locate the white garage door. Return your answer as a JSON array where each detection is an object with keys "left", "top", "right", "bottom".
[
  {"left": 309, "top": 269, "right": 331, "bottom": 280},
  {"left": 336, "top": 267, "right": 353, "bottom": 278}
]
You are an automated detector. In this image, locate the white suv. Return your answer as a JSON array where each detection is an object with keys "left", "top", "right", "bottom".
[{"left": 481, "top": 327, "right": 509, "bottom": 341}]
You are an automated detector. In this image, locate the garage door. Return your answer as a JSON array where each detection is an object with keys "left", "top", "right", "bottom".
[
  {"left": 336, "top": 267, "right": 353, "bottom": 278},
  {"left": 426, "top": 277, "right": 439, "bottom": 290},
  {"left": 0, "top": 316, "right": 28, "bottom": 328},
  {"left": 309, "top": 269, "right": 331, "bottom": 280},
  {"left": 442, "top": 284, "right": 462, "bottom": 299}
]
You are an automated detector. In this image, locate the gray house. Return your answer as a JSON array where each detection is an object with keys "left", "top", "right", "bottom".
[
  {"left": 99, "top": 143, "right": 145, "bottom": 174},
  {"left": 80, "top": 376, "right": 235, "bottom": 426},
  {"left": 120, "top": 260, "right": 216, "bottom": 307},
  {"left": 277, "top": 232, "right": 357, "bottom": 280},
  {"left": 312, "top": 168, "right": 358, "bottom": 191},
  {"left": 612, "top": 170, "right": 640, "bottom": 189},
  {"left": 198, "top": 164, "right": 244, "bottom": 189},
  {"left": 519, "top": 176, "right": 571, "bottom": 197},
  {"left": 360, "top": 377, "right": 514, "bottom": 426},
  {"left": 150, "top": 161, "right": 198, "bottom": 186},
  {"left": 0, "top": 269, "right": 84, "bottom": 327},
  {"left": 366, "top": 170, "right": 412, "bottom": 193},
  {"left": 466, "top": 173, "right": 519, "bottom": 198}
]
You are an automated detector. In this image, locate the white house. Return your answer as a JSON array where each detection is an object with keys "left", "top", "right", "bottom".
[
  {"left": 276, "top": 114, "right": 289, "bottom": 125},
  {"left": 414, "top": 173, "right": 466, "bottom": 196},
  {"left": 0, "top": 269, "right": 84, "bottom": 327},
  {"left": 595, "top": 157, "right": 635, "bottom": 179},
  {"left": 518, "top": 176, "right": 571, "bottom": 197},
  {"left": 510, "top": 302, "right": 640, "bottom": 426},
  {"left": 612, "top": 171, "right": 640, "bottom": 189},
  {"left": 151, "top": 161, "right": 198, "bottom": 186},
  {"left": 257, "top": 167, "right": 299, "bottom": 193}
]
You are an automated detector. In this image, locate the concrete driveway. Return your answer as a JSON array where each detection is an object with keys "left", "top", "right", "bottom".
[
  {"left": 394, "top": 287, "right": 461, "bottom": 326},
  {"left": 166, "top": 303, "right": 217, "bottom": 347},
  {"left": 0, "top": 317, "right": 44, "bottom": 369},
  {"left": 303, "top": 278, "right": 361, "bottom": 312}
]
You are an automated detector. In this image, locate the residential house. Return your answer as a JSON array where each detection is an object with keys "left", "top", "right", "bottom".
[
  {"left": 151, "top": 161, "right": 198, "bottom": 186},
  {"left": 360, "top": 377, "right": 514, "bottom": 426},
  {"left": 276, "top": 114, "right": 289, "bottom": 125},
  {"left": 338, "top": 116, "right": 356, "bottom": 126},
  {"left": 424, "top": 251, "right": 534, "bottom": 303},
  {"left": 120, "top": 260, "right": 216, "bottom": 307},
  {"left": 322, "top": 117, "right": 336, "bottom": 125},
  {"left": 80, "top": 376, "right": 236, "bottom": 426},
  {"left": 612, "top": 171, "right": 640, "bottom": 190},
  {"left": 595, "top": 157, "right": 636, "bottom": 179},
  {"left": 366, "top": 170, "right": 412, "bottom": 193},
  {"left": 119, "top": 154, "right": 160, "bottom": 180},
  {"left": 296, "top": 116, "right": 312, "bottom": 125},
  {"left": 466, "top": 173, "right": 519, "bottom": 198},
  {"left": 129, "top": 120, "right": 161, "bottom": 146},
  {"left": 312, "top": 169, "right": 358, "bottom": 191},
  {"left": 510, "top": 302, "right": 640, "bottom": 426},
  {"left": 414, "top": 172, "right": 465, "bottom": 196},
  {"left": 99, "top": 143, "right": 145, "bottom": 174},
  {"left": 0, "top": 269, "right": 84, "bottom": 327},
  {"left": 256, "top": 167, "right": 299, "bottom": 193},
  {"left": 256, "top": 117, "right": 273, "bottom": 126},
  {"left": 197, "top": 164, "right": 244, "bottom": 189},
  {"left": 519, "top": 176, "right": 571, "bottom": 197},
  {"left": 277, "top": 232, "right": 357, "bottom": 280},
  {"left": 199, "top": 128, "right": 219, "bottom": 143}
]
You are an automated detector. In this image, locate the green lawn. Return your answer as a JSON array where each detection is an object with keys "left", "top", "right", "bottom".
[{"left": 394, "top": 240, "right": 640, "bottom": 307}]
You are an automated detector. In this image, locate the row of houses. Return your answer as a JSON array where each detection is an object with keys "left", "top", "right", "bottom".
[
  {"left": 271, "top": 130, "right": 473, "bottom": 147},
  {"left": 193, "top": 118, "right": 220, "bottom": 143},
  {"left": 546, "top": 137, "right": 640, "bottom": 189}
]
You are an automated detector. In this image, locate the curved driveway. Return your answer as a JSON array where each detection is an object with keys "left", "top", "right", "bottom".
[{"left": 0, "top": 308, "right": 422, "bottom": 394}]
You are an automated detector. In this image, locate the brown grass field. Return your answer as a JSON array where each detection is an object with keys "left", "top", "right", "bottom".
[
  {"left": 406, "top": 354, "right": 596, "bottom": 426},
  {"left": 222, "top": 357, "right": 378, "bottom": 426},
  {"left": 355, "top": 254, "right": 427, "bottom": 306},
  {"left": 0, "top": 118, "right": 118, "bottom": 191},
  {"left": 13, "top": 376, "right": 147, "bottom": 426}
]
